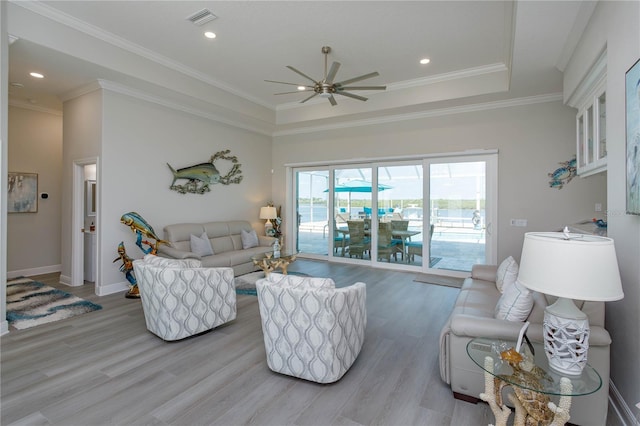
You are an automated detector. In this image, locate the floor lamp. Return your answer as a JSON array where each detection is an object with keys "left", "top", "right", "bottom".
[{"left": 516, "top": 229, "right": 624, "bottom": 375}]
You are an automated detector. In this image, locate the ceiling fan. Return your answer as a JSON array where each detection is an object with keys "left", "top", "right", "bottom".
[{"left": 265, "top": 46, "right": 386, "bottom": 106}]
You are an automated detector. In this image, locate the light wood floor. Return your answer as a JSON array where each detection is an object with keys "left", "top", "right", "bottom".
[{"left": 1, "top": 260, "right": 493, "bottom": 426}]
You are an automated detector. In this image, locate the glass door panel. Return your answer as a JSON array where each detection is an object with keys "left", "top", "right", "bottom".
[
  {"left": 334, "top": 168, "right": 372, "bottom": 262},
  {"left": 377, "top": 164, "right": 424, "bottom": 266},
  {"left": 429, "top": 160, "right": 486, "bottom": 272},
  {"left": 597, "top": 92, "right": 606, "bottom": 160},
  {"left": 295, "top": 170, "right": 329, "bottom": 256}
]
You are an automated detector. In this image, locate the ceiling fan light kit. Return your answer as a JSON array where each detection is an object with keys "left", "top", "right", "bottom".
[{"left": 266, "top": 46, "right": 386, "bottom": 106}]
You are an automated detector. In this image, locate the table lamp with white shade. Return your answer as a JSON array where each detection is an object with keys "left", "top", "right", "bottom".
[
  {"left": 259, "top": 206, "right": 277, "bottom": 235},
  {"left": 516, "top": 228, "right": 624, "bottom": 376}
]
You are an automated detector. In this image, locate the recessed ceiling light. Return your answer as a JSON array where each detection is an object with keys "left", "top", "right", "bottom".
[
  {"left": 297, "top": 86, "right": 306, "bottom": 91},
  {"left": 10, "top": 82, "right": 24, "bottom": 88},
  {"left": 30, "top": 72, "right": 44, "bottom": 79},
  {"left": 420, "top": 58, "right": 431, "bottom": 65},
  {"left": 204, "top": 31, "right": 216, "bottom": 39}
]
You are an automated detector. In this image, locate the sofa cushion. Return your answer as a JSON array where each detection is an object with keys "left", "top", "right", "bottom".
[
  {"left": 496, "top": 256, "right": 518, "bottom": 293},
  {"left": 495, "top": 280, "right": 533, "bottom": 321},
  {"left": 241, "top": 229, "right": 259, "bottom": 249},
  {"left": 191, "top": 232, "right": 214, "bottom": 256}
]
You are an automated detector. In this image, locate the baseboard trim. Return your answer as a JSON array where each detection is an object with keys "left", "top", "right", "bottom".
[
  {"left": 97, "top": 281, "right": 129, "bottom": 296},
  {"left": 7, "top": 264, "right": 62, "bottom": 279},
  {"left": 610, "top": 380, "right": 639, "bottom": 426}
]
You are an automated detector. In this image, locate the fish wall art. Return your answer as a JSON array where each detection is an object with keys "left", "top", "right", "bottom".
[{"left": 168, "top": 149, "right": 243, "bottom": 194}]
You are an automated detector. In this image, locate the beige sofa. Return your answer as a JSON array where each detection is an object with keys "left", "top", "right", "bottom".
[
  {"left": 439, "top": 264, "right": 611, "bottom": 426},
  {"left": 157, "top": 220, "right": 276, "bottom": 276}
]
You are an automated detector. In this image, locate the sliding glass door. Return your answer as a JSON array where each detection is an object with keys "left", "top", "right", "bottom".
[
  {"left": 295, "top": 169, "right": 329, "bottom": 255},
  {"left": 426, "top": 157, "right": 495, "bottom": 272},
  {"left": 291, "top": 154, "right": 496, "bottom": 272}
]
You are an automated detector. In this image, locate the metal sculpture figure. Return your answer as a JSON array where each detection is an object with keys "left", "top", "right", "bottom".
[
  {"left": 120, "top": 211, "right": 168, "bottom": 255},
  {"left": 168, "top": 149, "right": 243, "bottom": 194},
  {"left": 113, "top": 242, "right": 139, "bottom": 298},
  {"left": 116, "top": 212, "right": 168, "bottom": 299}
]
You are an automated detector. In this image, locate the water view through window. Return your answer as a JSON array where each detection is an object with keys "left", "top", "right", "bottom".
[{"left": 294, "top": 157, "right": 491, "bottom": 273}]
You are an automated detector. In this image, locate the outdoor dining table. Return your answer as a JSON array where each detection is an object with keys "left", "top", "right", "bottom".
[{"left": 336, "top": 225, "right": 420, "bottom": 262}]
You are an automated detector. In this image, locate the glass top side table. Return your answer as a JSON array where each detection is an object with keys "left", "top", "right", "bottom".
[{"left": 466, "top": 337, "right": 602, "bottom": 426}]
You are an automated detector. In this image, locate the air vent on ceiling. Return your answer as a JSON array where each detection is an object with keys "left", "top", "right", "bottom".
[{"left": 186, "top": 9, "right": 217, "bottom": 26}]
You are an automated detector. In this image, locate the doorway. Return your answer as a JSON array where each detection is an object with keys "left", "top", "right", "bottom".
[{"left": 71, "top": 158, "right": 98, "bottom": 289}]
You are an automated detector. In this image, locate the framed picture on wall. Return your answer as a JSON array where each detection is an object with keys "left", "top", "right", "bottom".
[
  {"left": 626, "top": 58, "right": 640, "bottom": 215},
  {"left": 8, "top": 172, "right": 38, "bottom": 213}
]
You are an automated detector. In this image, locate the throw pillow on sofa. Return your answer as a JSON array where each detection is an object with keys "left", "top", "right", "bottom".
[
  {"left": 495, "top": 279, "right": 533, "bottom": 321},
  {"left": 496, "top": 255, "right": 519, "bottom": 293},
  {"left": 241, "top": 229, "right": 259, "bottom": 249},
  {"left": 190, "top": 232, "right": 214, "bottom": 256}
]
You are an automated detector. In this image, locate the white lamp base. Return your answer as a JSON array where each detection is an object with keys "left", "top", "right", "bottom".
[
  {"left": 543, "top": 297, "right": 590, "bottom": 376},
  {"left": 264, "top": 221, "right": 273, "bottom": 236}
]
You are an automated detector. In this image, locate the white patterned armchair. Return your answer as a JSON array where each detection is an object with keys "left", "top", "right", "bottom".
[
  {"left": 133, "top": 255, "right": 236, "bottom": 341},
  {"left": 256, "top": 273, "right": 366, "bottom": 383}
]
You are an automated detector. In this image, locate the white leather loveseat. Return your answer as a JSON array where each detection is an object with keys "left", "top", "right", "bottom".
[
  {"left": 439, "top": 263, "right": 611, "bottom": 426},
  {"left": 158, "top": 220, "right": 276, "bottom": 276}
]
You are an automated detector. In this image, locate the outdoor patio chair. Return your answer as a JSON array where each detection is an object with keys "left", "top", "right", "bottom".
[
  {"left": 333, "top": 221, "right": 350, "bottom": 256},
  {"left": 347, "top": 220, "right": 370, "bottom": 259},
  {"left": 378, "top": 222, "right": 402, "bottom": 262}
]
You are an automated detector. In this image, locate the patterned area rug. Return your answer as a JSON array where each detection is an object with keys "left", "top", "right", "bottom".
[
  {"left": 6, "top": 278, "right": 103, "bottom": 330},
  {"left": 235, "top": 271, "right": 265, "bottom": 296}
]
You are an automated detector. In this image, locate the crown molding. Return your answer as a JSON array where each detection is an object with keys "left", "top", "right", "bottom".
[
  {"left": 59, "top": 80, "right": 103, "bottom": 102},
  {"left": 10, "top": 0, "right": 273, "bottom": 110},
  {"left": 276, "top": 63, "right": 509, "bottom": 112},
  {"left": 273, "top": 93, "right": 563, "bottom": 137},
  {"left": 61, "top": 79, "right": 272, "bottom": 136},
  {"left": 565, "top": 48, "right": 606, "bottom": 108},
  {"left": 8, "top": 99, "right": 63, "bottom": 116}
]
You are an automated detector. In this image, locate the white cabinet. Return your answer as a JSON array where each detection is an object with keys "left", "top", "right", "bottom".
[
  {"left": 576, "top": 79, "right": 607, "bottom": 176},
  {"left": 84, "top": 232, "right": 96, "bottom": 282},
  {"left": 569, "top": 50, "right": 607, "bottom": 177}
]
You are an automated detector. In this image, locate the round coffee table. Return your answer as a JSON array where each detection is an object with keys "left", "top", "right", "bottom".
[{"left": 251, "top": 251, "right": 298, "bottom": 276}]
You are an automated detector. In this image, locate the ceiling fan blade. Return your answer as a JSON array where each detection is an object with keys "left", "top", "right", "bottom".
[
  {"left": 337, "top": 86, "right": 386, "bottom": 91},
  {"left": 265, "top": 79, "right": 312, "bottom": 87},
  {"left": 335, "top": 71, "right": 380, "bottom": 87},
  {"left": 300, "top": 92, "right": 319, "bottom": 103},
  {"left": 325, "top": 61, "right": 341, "bottom": 84},
  {"left": 337, "top": 91, "right": 368, "bottom": 102},
  {"left": 328, "top": 95, "right": 338, "bottom": 106},
  {"left": 274, "top": 90, "right": 312, "bottom": 95},
  {"left": 286, "top": 66, "right": 318, "bottom": 84}
]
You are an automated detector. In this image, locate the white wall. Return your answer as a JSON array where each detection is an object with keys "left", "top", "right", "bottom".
[
  {"left": 61, "top": 89, "right": 101, "bottom": 285},
  {"left": 7, "top": 106, "right": 62, "bottom": 277},
  {"left": 564, "top": 1, "right": 640, "bottom": 419},
  {"left": 96, "top": 90, "right": 272, "bottom": 293},
  {"left": 273, "top": 100, "right": 606, "bottom": 263}
]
